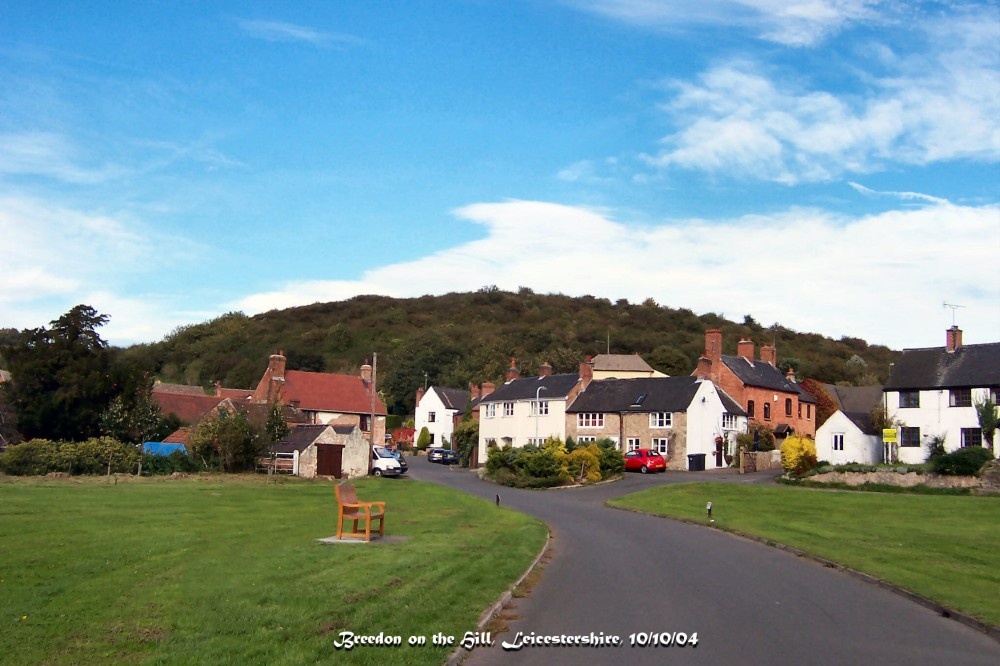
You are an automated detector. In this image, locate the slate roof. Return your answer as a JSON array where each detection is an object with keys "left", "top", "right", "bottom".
[
  {"left": 842, "top": 411, "right": 879, "bottom": 436},
  {"left": 281, "top": 370, "right": 387, "bottom": 415},
  {"left": 722, "top": 355, "right": 817, "bottom": 403},
  {"left": 592, "top": 354, "right": 655, "bottom": 373},
  {"left": 431, "top": 386, "right": 471, "bottom": 411},
  {"left": 823, "top": 384, "right": 883, "bottom": 414},
  {"left": 883, "top": 343, "right": 1000, "bottom": 390},
  {"left": 477, "top": 373, "right": 581, "bottom": 402},
  {"left": 567, "top": 376, "right": 747, "bottom": 415},
  {"left": 273, "top": 424, "right": 359, "bottom": 453}
]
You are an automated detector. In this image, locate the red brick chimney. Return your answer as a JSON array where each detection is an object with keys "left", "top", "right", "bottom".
[
  {"left": 579, "top": 356, "right": 594, "bottom": 387},
  {"left": 539, "top": 361, "right": 553, "bottom": 377},
  {"left": 737, "top": 338, "right": 755, "bottom": 361},
  {"left": 269, "top": 350, "right": 286, "bottom": 380},
  {"left": 252, "top": 350, "right": 287, "bottom": 404},
  {"left": 481, "top": 382, "right": 496, "bottom": 398},
  {"left": 506, "top": 358, "right": 521, "bottom": 383},
  {"left": 415, "top": 387, "right": 425, "bottom": 407},
  {"left": 695, "top": 355, "right": 712, "bottom": 380},
  {"left": 760, "top": 344, "right": 776, "bottom": 367},
  {"left": 215, "top": 380, "right": 222, "bottom": 397},
  {"left": 469, "top": 382, "right": 481, "bottom": 401},
  {"left": 360, "top": 363, "right": 373, "bottom": 384},
  {"left": 705, "top": 329, "right": 723, "bottom": 366},
  {"left": 946, "top": 326, "right": 963, "bottom": 353},
  {"left": 785, "top": 367, "right": 796, "bottom": 383}
]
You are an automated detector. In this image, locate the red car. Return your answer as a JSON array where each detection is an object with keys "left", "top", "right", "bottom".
[{"left": 624, "top": 449, "right": 667, "bottom": 473}]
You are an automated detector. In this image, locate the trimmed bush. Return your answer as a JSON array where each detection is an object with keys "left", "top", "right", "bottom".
[
  {"left": 0, "top": 437, "right": 137, "bottom": 476},
  {"left": 931, "top": 446, "right": 993, "bottom": 476},
  {"left": 780, "top": 435, "right": 817, "bottom": 476}
]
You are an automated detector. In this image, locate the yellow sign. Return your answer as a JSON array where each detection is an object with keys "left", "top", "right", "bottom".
[{"left": 882, "top": 429, "right": 897, "bottom": 443}]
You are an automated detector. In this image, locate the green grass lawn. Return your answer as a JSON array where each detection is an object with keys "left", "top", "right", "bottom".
[
  {"left": 0, "top": 474, "right": 547, "bottom": 665},
  {"left": 609, "top": 483, "right": 1000, "bottom": 627}
]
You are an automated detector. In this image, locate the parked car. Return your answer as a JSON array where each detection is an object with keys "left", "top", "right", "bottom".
[
  {"left": 371, "top": 446, "right": 402, "bottom": 477},
  {"left": 427, "top": 448, "right": 445, "bottom": 463},
  {"left": 624, "top": 449, "right": 666, "bottom": 473},
  {"left": 438, "top": 449, "right": 459, "bottom": 465},
  {"left": 390, "top": 449, "right": 408, "bottom": 474}
]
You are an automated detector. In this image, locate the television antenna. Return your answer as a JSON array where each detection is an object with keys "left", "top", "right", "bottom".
[{"left": 942, "top": 302, "right": 965, "bottom": 326}]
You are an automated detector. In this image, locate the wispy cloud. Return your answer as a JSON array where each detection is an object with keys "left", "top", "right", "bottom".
[
  {"left": 0, "top": 132, "right": 124, "bottom": 184},
  {"left": 564, "top": 0, "right": 883, "bottom": 46},
  {"left": 847, "top": 182, "right": 949, "bottom": 205},
  {"left": 232, "top": 199, "right": 1000, "bottom": 349},
  {"left": 237, "top": 19, "right": 364, "bottom": 47},
  {"left": 0, "top": 195, "right": 203, "bottom": 342}
]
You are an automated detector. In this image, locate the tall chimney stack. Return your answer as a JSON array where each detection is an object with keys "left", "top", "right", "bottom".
[{"left": 946, "top": 326, "right": 963, "bottom": 353}]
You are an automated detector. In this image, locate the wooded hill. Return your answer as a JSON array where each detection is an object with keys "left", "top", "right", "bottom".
[{"left": 119, "top": 287, "right": 897, "bottom": 415}]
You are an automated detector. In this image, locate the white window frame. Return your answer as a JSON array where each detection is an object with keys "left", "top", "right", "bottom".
[
  {"left": 526, "top": 437, "right": 546, "bottom": 446},
  {"left": 651, "top": 437, "right": 669, "bottom": 455},
  {"left": 428, "top": 411, "right": 436, "bottom": 423},
  {"left": 649, "top": 412, "right": 672, "bottom": 428},
  {"left": 722, "top": 413, "right": 738, "bottom": 430},
  {"left": 577, "top": 436, "right": 598, "bottom": 443},
  {"left": 531, "top": 400, "right": 550, "bottom": 416},
  {"left": 484, "top": 403, "right": 496, "bottom": 418},
  {"left": 832, "top": 433, "right": 845, "bottom": 451},
  {"left": 577, "top": 413, "right": 604, "bottom": 428},
  {"left": 503, "top": 402, "right": 514, "bottom": 417},
  {"left": 626, "top": 437, "right": 640, "bottom": 451}
]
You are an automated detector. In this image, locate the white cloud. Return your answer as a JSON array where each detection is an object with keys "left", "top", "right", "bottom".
[
  {"left": 237, "top": 19, "right": 364, "bottom": 47},
  {"left": 232, "top": 199, "right": 1000, "bottom": 349},
  {"left": 0, "top": 195, "right": 202, "bottom": 343},
  {"left": 847, "top": 182, "right": 949, "bottom": 205},
  {"left": 647, "top": 24, "right": 1000, "bottom": 184},
  {"left": 564, "top": 0, "right": 882, "bottom": 46}
]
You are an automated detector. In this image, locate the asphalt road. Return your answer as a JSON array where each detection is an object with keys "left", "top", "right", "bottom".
[{"left": 407, "top": 456, "right": 1000, "bottom": 666}]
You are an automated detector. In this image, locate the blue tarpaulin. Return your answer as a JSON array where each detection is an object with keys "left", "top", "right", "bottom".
[{"left": 142, "top": 442, "right": 188, "bottom": 456}]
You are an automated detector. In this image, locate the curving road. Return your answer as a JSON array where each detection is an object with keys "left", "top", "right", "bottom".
[{"left": 407, "top": 457, "right": 1000, "bottom": 665}]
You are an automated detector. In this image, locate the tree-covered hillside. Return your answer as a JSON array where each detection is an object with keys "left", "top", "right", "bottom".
[{"left": 117, "top": 288, "right": 897, "bottom": 415}]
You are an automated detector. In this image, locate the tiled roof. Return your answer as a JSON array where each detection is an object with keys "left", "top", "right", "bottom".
[
  {"left": 281, "top": 370, "right": 387, "bottom": 415},
  {"left": 592, "top": 354, "right": 655, "bottom": 373},
  {"left": 722, "top": 355, "right": 816, "bottom": 403},
  {"left": 477, "top": 373, "right": 581, "bottom": 402},
  {"left": 884, "top": 343, "right": 1000, "bottom": 390},
  {"left": 153, "top": 393, "right": 226, "bottom": 425},
  {"left": 152, "top": 382, "right": 207, "bottom": 396},
  {"left": 272, "top": 424, "right": 360, "bottom": 453},
  {"left": 433, "top": 386, "right": 471, "bottom": 411},
  {"left": 216, "top": 387, "right": 253, "bottom": 401},
  {"left": 162, "top": 427, "right": 194, "bottom": 445}
]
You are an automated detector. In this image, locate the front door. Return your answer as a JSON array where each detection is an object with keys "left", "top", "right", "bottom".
[
  {"left": 715, "top": 439, "right": 724, "bottom": 467},
  {"left": 316, "top": 444, "right": 344, "bottom": 478}
]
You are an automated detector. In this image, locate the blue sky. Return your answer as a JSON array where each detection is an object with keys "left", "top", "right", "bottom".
[{"left": 1, "top": 0, "right": 998, "bottom": 351}]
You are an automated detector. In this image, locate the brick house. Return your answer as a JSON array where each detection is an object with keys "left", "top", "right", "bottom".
[
  {"left": 251, "top": 351, "right": 387, "bottom": 446},
  {"left": 566, "top": 375, "right": 747, "bottom": 470},
  {"left": 693, "top": 329, "right": 816, "bottom": 438}
]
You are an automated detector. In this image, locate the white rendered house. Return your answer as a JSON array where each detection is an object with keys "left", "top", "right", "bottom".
[{"left": 414, "top": 386, "right": 471, "bottom": 449}]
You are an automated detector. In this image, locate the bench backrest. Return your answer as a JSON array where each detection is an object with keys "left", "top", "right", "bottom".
[{"left": 336, "top": 482, "right": 358, "bottom": 506}]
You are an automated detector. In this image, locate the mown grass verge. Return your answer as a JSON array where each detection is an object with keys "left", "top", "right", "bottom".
[
  {"left": 608, "top": 482, "right": 1000, "bottom": 627},
  {"left": 0, "top": 474, "right": 547, "bottom": 665}
]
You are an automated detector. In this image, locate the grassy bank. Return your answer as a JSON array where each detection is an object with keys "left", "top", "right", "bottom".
[
  {"left": 0, "top": 474, "right": 546, "bottom": 665},
  {"left": 609, "top": 482, "right": 999, "bottom": 626}
]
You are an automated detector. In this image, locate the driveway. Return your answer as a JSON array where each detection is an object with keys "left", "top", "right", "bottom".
[{"left": 409, "top": 457, "right": 1000, "bottom": 665}]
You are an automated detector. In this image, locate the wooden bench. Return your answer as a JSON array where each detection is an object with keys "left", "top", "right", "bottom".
[{"left": 335, "top": 482, "right": 386, "bottom": 541}]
